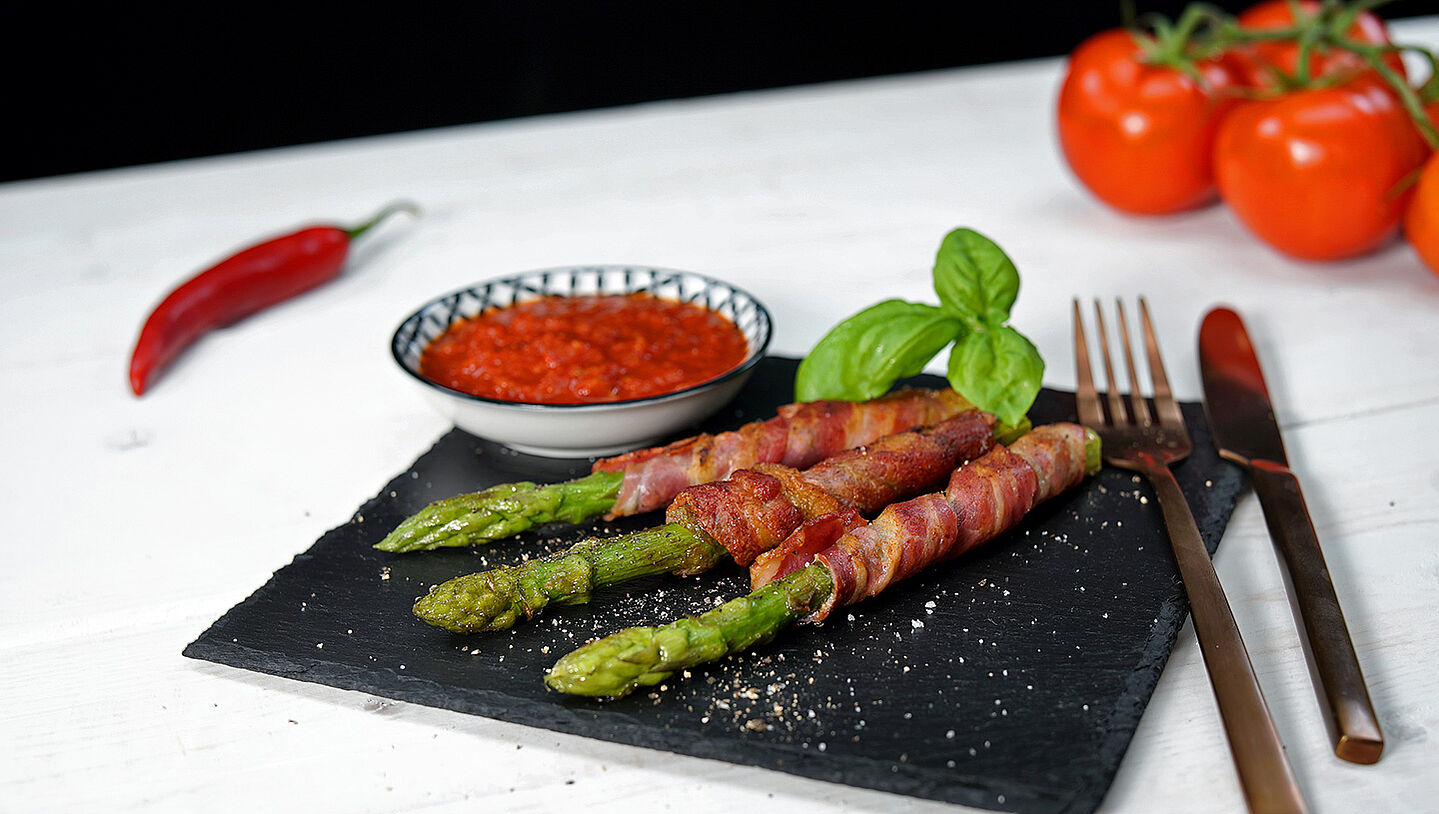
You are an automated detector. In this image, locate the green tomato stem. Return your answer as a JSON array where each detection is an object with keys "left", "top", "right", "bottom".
[
  {"left": 1188, "top": 2, "right": 1439, "bottom": 151},
  {"left": 1346, "top": 39, "right": 1439, "bottom": 149}
]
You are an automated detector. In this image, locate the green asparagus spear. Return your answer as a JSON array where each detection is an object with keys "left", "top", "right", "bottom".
[
  {"left": 544, "top": 563, "right": 833, "bottom": 698},
  {"left": 412, "top": 523, "right": 728, "bottom": 632},
  {"left": 546, "top": 429, "right": 1103, "bottom": 698},
  {"left": 375, "top": 471, "right": 623, "bottom": 553},
  {"left": 411, "top": 418, "right": 1031, "bottom": 632},
  {"left": 379, "top": 414, "right": 1030, "bottom": 555}
]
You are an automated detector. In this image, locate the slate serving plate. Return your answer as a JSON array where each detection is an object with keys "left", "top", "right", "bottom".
[{"left": 185, "top": 356, "right": 1245, "bottom": 814}]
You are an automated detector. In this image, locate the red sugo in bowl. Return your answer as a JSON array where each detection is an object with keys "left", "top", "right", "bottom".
[
  {"left": 391, "top": 266, "right": 772, "bottom": 457},
  {"left": 419, "top": 292, "right": 749, "bottom": 405}
]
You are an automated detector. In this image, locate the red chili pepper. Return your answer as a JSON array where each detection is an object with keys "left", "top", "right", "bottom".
[{"left": 128, "top": 202, "right": 417, "bottom": 396}]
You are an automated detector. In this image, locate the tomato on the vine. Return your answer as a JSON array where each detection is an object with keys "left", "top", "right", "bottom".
[
  {"left": 1215, "top": 76, "right": 1430, "bottom": 261},
  {"left": 1406, "top": 156, "right": 1439, "bottom": 277},
  {"left": 1229, "top": 0, "right": 1405, "bottom": 88},
  {"left": 1058, "top": 29, "right": 1240, "bottom": 215}
]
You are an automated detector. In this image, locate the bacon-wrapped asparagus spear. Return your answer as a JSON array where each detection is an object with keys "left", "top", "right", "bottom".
[
  {"left": 377, "top": 388, "right": 978, "bottom": 553},
  {"left": 544, "top": 424, "right": 1099, "bottom": 698},
  {"left": 412, "top": 411, "right": 1003, "bottom": 633}
]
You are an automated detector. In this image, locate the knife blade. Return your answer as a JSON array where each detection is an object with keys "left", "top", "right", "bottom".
[{"left": 1199, "top": 306, "right": 1383, "bottom": 765}]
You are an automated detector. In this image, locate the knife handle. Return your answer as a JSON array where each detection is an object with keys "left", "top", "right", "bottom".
[
  {"left": 1250, "top": 461, "right": 1384, "bottom": 764},
  {"left": 1144, "top": 463, "right": 1308, "bottom": 813}
]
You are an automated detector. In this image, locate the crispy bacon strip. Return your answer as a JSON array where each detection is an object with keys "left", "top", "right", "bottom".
[
  {"left": 748, "top": 508, "right": 867, "bottom": 588},
  {"left": 594, "top": 388, "right": 974, "bottom": 517},
  {"left": 665, "top": 411, "right": 995, "bottom": 566},
  {"left": 750, "top": 423, "right": 1089, "bottom": 621}
]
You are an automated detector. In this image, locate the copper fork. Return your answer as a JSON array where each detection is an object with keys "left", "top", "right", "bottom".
[{"left": 1073, "top": 298, "right": 1308, "bottom": 814}]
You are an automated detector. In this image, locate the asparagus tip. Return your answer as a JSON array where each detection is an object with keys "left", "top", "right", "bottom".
[
  {"left": 374, "top": 473, "right": 624, "bottom": 553},
  {"left": 544, "top": 627, "right": 671, "bottom": 698},
  {"left": 373, "top": 528, "right": 424, "bottom": 553},
  {"left": 373, "top": 494, "right": 495, "bottom": 553},
  {"left": 412, "top": 570, "right": 523, "bottom": 633}
]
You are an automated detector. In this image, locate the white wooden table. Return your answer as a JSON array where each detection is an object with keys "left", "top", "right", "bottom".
[{"left": 4, "top": 17, "right": 1437, "bottom": 814}]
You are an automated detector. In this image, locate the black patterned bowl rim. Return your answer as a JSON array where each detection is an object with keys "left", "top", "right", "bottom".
[{"left": 390, "top": 266, "right": 774, "bottom": 412}]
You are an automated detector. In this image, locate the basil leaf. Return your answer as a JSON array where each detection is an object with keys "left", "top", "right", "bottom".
[
  {"left": 946, "top": 325, "right": 1044, "bottom": 426},
  {"left": 795, "top": 299, "right": 964, "bottom": 402},
  {"left": 932, "top": 228, "right": 1020, "bottom": 328}
]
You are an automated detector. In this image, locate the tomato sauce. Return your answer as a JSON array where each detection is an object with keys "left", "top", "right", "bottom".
[{"left": 419, "top": 294, "right": 749, "bottom": 404}]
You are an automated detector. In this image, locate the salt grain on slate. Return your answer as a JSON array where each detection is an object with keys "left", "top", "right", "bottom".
[{"left": 185, "top": 369, "right": 1244, "bottom": 814}]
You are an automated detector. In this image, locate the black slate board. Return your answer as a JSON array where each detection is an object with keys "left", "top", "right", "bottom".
[{"left": 185, "top": 356, "right": 1245, "bottom": 814}]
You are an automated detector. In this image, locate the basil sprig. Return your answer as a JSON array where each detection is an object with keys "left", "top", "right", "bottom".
[{"left": 794, "top": 228, "right": 1044, "bottom": 426}]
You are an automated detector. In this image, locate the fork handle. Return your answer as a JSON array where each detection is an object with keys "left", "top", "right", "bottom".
[
  {"left": 1250, "top": 462, "right": 1383, "bottom": 764},
  {"left": 1143, "top": 460, "right": 1309, "bottom": 814}
]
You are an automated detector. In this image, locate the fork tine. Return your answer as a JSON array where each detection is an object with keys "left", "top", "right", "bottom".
[
  {"left": 1072, "top": 299, "right": 1104, "bottom": 428},
  {"left": 1093, "top": 300, "right": 1130, "bottom": 425},
  {"left": 1139, "top": 298, "right": 1186, "bottom": 428},
  {"left": 1115, "top": 299, "right": 1154, "bottom": 428}
]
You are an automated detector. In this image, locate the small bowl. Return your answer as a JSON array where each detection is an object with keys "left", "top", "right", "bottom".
[{"left": 391, "top": 266, "right": 773, "bottom": 457}]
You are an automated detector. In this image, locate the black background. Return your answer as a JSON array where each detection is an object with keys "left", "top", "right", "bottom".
[{"left": 5, "top": 1, "right": 1438, "bottom": 183}]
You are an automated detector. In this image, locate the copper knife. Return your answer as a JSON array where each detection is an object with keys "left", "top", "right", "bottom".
[{"left": 1199, "top": 306, "right": 1383, "bottom": 765}]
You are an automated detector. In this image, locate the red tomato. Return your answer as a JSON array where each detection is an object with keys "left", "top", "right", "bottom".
[
  {"left": 1215, "top": 77, "right": 1430, "bottom": 261},
  {"left": 1058, "top": 29, "right": 1241, "bottom": 215},
  {"left": 1230, "top": 0, "right": 1405, "bottom": 88},
  {"left": 1406, "top": 155, "right": 1439, "bottom": 276}
]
